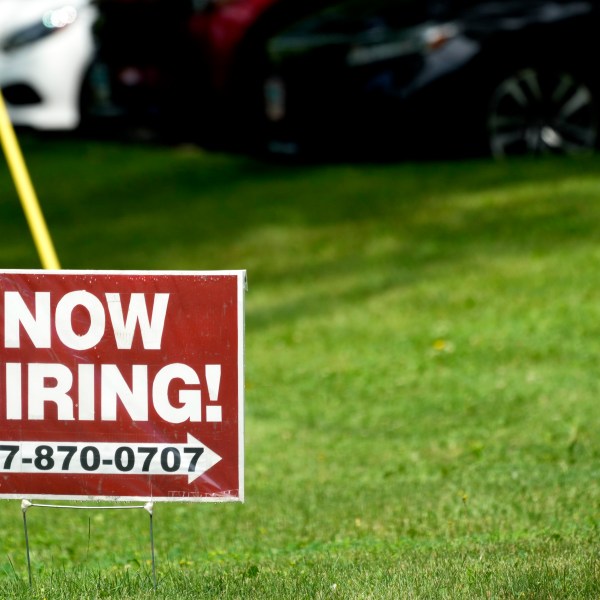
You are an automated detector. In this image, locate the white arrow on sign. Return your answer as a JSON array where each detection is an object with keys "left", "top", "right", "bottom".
[{"left": 0, "top": 433, "right": 221, "bottom": 484}]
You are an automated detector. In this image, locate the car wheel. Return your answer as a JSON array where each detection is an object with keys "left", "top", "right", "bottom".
[{"left": 487, "top": 68, "right": 598, "bottom": 157}]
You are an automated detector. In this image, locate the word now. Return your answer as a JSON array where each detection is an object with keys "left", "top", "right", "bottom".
[{"left": 4, "top": 291, "right": 170, "bottom": 350}]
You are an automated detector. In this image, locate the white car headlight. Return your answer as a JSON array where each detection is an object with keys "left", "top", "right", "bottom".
[{"left": 43, "top": 5, "right": 78, "bottom": 29}]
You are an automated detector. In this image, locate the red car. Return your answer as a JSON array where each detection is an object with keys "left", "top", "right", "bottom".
[{"left": 188, "top": 0, "right": 282, "bottom": 93}]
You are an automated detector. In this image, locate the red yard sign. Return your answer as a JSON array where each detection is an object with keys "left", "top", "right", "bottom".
[{"left": 0, "top": 270, "right": 245, "bottom": 502}]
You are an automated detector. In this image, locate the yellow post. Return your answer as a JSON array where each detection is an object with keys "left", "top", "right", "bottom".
[{"left": 0, "top": 90, "right": 61, "bottom": 270}]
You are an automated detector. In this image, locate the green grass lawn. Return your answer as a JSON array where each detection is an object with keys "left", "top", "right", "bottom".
[{"left": 1, "top": 135, "right": 600, "bottom": 598}]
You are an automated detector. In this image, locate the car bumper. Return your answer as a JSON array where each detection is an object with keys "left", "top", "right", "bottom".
[{"left": 0, "top": 5, "right": 96, "bottom": 130}]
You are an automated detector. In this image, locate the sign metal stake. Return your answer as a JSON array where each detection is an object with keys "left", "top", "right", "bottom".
[
  {"left": 145, "top": 502, "right": 157, "bottom": 590},
  {"left": 20, "top": 499, "right": 157, "bottom": 591},
  {"left": 21, "top": 500, "right": 32, "bottom": 588}
]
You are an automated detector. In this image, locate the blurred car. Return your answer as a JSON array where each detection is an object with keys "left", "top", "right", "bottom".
[
  {"left": 188, "top": 0, "right": 285, "bottom": 95},
  {"left": 93, "top": 0, "right": 329, "bottom": 145},
  {"left": 187, "top": 0, "right": 333, "bottom": 146},
  {"left": 262, "top": 0, "right": 600, "bottom": 158},
  {"left": 0, "top": 0, "right": 99, "bottom": 130}
]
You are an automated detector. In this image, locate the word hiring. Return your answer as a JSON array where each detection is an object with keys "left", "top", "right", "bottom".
[{"left": 2, "top": 290, "right": 222, "bottom": 423}]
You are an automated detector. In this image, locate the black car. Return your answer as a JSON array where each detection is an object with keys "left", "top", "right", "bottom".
[{"left": 261, "top": 0, "right": 600, "bottom": 158}]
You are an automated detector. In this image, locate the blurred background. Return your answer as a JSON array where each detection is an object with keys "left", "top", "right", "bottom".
[
  {"left": 2, "top": 4, "right": 600, "bottom": 597},
  {"left": 1, "top": 0, "right": 599, "bottom": 161}
]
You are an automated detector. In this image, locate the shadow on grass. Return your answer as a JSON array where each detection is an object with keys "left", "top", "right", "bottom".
[{"left": 3, "top": 135, "right": 600, "bottom": 330}]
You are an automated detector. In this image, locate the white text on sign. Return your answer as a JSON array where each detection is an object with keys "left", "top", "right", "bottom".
[{"left": 1, "top": 291, "right": 222, "bottom": 423}]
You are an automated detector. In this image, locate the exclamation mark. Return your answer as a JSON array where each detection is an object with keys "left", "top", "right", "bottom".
[{"left": 205, "top": 364, "right": 222, "bottom": 422}]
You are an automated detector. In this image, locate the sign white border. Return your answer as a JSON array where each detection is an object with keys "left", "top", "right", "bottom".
[{"left": 0, "top": 269, "right": 246, "bottom": 503}]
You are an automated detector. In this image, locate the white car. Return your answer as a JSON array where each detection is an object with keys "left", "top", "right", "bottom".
[{"left": 0, "top": 0, "right": 98, "bottom": 130}]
